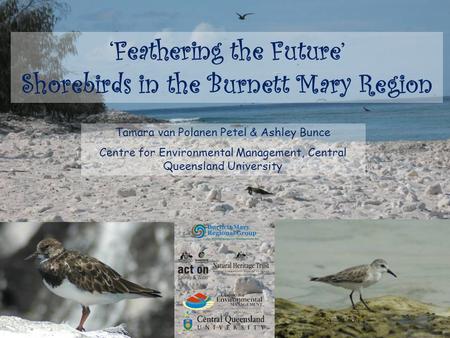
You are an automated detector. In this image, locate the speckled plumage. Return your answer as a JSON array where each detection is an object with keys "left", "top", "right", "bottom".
[
  {"left": 26, "top": 238, "right": 161, "bottom": 331},
  {"left": 38, "top": 249, "right": 160, "bottom": 296}
]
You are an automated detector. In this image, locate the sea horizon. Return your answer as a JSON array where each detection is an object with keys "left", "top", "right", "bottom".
[{"left": 125, "top": 96, "right": 450, "bottom": 142}]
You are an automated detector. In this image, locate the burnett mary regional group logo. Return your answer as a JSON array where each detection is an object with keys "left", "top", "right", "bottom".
[{"left": 192, "top": 224, "right": 206, "bottom": 238}]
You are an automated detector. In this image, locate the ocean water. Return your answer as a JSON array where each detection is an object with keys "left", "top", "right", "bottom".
[
  {"left": 130, "top": 97, "right": 450, "bottom": 141},
  {"left": 276, "top": 220, "right": 450, "bottom": 309}
]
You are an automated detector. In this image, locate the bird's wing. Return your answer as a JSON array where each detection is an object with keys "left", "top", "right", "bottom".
[
  {"left": 236, "top": 12, "right": 242, "bottom": 17},
  {"left": 243, "top": 13, "right": 254, "bottom": 17},
  {"left": 65, "top": 252, "right": 160, "bottom": 296},
  {"left": 319, "top": 265, "right": 368, "bottom": 284}
]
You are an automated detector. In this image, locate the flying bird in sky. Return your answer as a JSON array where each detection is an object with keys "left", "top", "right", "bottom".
[{"left": 236, "top": 12, "right": 254, "bottom": 20}]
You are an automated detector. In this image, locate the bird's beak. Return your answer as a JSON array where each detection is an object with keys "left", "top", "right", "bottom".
[
  {"left": 24, "top": 252, "right": 38, "bottom": 261},
  {"left": 387, "top": 269, "right": 397, "bottom": 278}
]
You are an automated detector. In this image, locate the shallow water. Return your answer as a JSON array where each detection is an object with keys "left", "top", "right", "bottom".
[{"left": 275, "top": 220, "right": 450, "bottom": 309}]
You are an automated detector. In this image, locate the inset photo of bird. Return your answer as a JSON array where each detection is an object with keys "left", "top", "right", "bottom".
[
  {"left": 275, "top": 220, "right": 450, "bottom": 338},
  {"left": 25, "top": 238, "right": 162, "bottom": 331},
  {"left": 0, "top": 222, "right": 174, "bottom": 338}
]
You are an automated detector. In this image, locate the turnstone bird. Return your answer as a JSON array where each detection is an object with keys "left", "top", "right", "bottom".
[
  {"left": 246, "top": 186, "right": 273, "bottom": 197},
  {"left": 25, "top": 238, "right": 161, "bottom": 331},
  {"left": 236, "top": 12, "right": 254, "bottom": 20},
  {"left": 310, "top": 259, "right": 397, "bottom": 311}
]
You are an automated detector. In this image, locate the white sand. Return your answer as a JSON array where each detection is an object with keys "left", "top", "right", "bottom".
[{"left": 0, "top": 117, "right": 449, "bottom": 223}]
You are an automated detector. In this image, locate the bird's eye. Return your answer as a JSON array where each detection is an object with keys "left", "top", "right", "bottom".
[{"left": 381, "top": 264, "right": 386, "bottom": 268}]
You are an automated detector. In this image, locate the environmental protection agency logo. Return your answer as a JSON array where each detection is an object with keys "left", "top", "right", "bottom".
[
  {"left": 183, "top": 292, "right": 215, "bottom": 310},
  {"left": 192, "top": 224, "right": 206, "bottom": 238}
]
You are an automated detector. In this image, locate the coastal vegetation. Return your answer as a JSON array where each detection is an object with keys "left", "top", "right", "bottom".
[{"left": 0, "top": 0, "right": 105, "bottom": 122}]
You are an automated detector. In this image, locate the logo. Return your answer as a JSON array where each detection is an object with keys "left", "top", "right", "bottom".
[
  {"left": 192, "top": 224, "right": 206, "bottom": 238},
  {"left": 183, "top": 293, "right": 215, "bottom": 311},
  {"left": 177, "top": 264, "right": 209, "bottom": 275},
  {"left": 178, "top": 251, "right": 193, "bottom": 263},
  {"left": 191, "top": 224, "right": 258, "bottom": 240},
  {"left": 216, "top": 294, "right": 263, "bottom": 308},
  {"left": 235, "top": 251, "right": 247, "bottom": 260},
  {"left": 183, "top": 318, "right": 193, "bottom": 331}
]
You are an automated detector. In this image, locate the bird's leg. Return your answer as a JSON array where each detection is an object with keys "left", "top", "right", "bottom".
[
  {"left": 349, "top": 290, "right": 356, "bottom": 310},
  {"left": 76, "top": 306, "right": 91, "bottom": 331},
  {"left": 359, "top": 293, "right": 373, "bottom": 312}
]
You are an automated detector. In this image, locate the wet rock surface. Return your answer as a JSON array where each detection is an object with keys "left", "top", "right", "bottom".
[{"left": 275, "top": 296, "right": 450, "bottom": 338}]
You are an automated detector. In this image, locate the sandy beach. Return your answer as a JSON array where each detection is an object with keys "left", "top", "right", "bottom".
[{"left": 0, "top": 115, "right": 449, "bottom": 223}]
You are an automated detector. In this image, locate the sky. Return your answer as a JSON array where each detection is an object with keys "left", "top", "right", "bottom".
[{"left": 54, "top": 0, "right": 450, "bottom": 108}]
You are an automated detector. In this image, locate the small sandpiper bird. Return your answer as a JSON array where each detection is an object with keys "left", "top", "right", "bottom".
[
  {"left": 310, "top": 259, "right": 397, "bottom": 311},
  {"left": 25, "top": 238, "right": 161, "bottom": 331},
  {"left": 246, "top": 186, "right": 273, "bottom": 197}
]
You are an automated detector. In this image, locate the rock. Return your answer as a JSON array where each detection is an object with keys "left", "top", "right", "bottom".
[
  {"left": 38, "top": 205, "right": 53, "bottom": 213},
  {"left": 210, "top": 203, "right": 234, "bottom": 212},
  {"left": 218, "top": 243, "right": 232, "bottom": 254},
  {"left": 234, "top": 276, "right": 264, "bottom": 296},
  {"left": 82, "top": 111, "right": 166, "bottom": 124},
  {"left": 426, "top": 183, "right": 443, "bottom": 195},
  {"left": 117, "top": 188, "right": 136, "bottom": 198},
  {"left": 246, "top": 197, "right": 259, "bottom": 208},
  {"left": 206, "top": 188, "right": 222, "bottom": 202},
  {"left": 402, "top": 203, "right": 417, "bottom": 212},
  {"left": 259, "top": 242, "right": 271, "bottom": 253},
  {"left": 405, "top": 192, "right": 418, "bottom": 202},
  {"left": 407, "top": 170, "right": 418, "bottom": 178},
  {"left": 63, "top": 161, "right": 81, "bottom": 170},
  {"left": 438, "top": 196, "right": 450, "bottom": 208},
  {"left": 51, "top": 215, "right": 64, "bottom": 222},
  {"left": 197, "top": 184, "right": 210, "bottom": 192},
  {"left": 275, "top": 296, "right": 450, "bottom": 338},
  {"left": 363, "top": 199, "right": 383, "bottom": 206},
  {"left": 0, "top": 316, "right": 131, "bottom": 338}
]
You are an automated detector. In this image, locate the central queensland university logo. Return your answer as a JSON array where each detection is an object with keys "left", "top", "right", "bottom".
[
  {"left": 191, "top": 224, "right": 206, "bottom": 238},
  {"left": 183, "top": 317, "right": 193, "bottom": 331}
]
